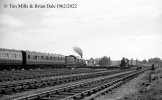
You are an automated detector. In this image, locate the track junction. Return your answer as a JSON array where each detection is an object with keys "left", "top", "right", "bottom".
[{"left": 0, "top": 68, "right": 147, "bottom": 100}]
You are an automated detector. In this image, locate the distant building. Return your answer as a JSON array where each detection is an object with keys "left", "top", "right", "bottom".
[
  {"left": 111, "top": 60, "right": 120, "bottom": 66},
  {"left": 129, "top": 58, "right": 137, "bottom": 65},
  {"left": 86, "top": 59, "right": 95, "bottom": 66}
]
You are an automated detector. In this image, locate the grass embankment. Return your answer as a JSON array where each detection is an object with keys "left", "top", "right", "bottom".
[{"left": 121, "top": 67, "right": 162, "bottom": 100}]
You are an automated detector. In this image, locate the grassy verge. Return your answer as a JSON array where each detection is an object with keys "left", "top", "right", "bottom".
[{"left": 120, "top": 68, "right": 162, "bottom": 100}]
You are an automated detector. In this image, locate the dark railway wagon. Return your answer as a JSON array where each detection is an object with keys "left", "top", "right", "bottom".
[
  {"left": 67, "top": 55, "right": 86, "bottom": 68},
  {"left": 77, "top": 58, "right": 86, "bottom": 67},
  {"left": 65, "top": 56, "right": 76, "bottom": 68}
]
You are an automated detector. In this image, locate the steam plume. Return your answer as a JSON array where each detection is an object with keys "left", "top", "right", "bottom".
[{"left": 73, "top": 46, "right": 83, "bottom": 58}]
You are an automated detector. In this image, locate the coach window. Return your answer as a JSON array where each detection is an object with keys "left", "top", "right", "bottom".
[
  {"left": 28, "top": 55, "right": 30, "bottom": 59},
  {"left": 50, "top": 57, "right": 53, "bottom": 60},
  {"left": 41, "top": 56, "right": 44, "bottom": 60},
  {"left": 46, "top": 56, "right": 49, "bottom": 60},
  {"left": 35, "top": 56, "right": 38, "bottom": 60},
  {"left": 12, "top": 54, "right": 14, "bottom": 59},
  {"left": 54, "top": 57, "right": 55, "bottom": 60},
  {"left": 12, "top": 54, "right": 16, "bottom": 59},
  {"left": 6, "top": 53, "right": 9, "bottom": 58}
]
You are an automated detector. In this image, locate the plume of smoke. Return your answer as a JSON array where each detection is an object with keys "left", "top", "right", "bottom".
[{"left": 73, "top": 47, "right": 83, "bottom": 58}]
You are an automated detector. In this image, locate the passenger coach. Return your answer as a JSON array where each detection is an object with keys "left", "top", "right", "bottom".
[
  {"left": 0, "top": 48, "right": 86, "bottom": 70},
  {"left": 24, "top": 51, "right": 66, "bottom": 69},
  {"left": 0, "top": 48, "right": 23, "bottom": 70}
]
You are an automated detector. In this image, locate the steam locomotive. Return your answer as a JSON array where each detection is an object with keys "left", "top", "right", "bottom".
[
  {"left": 0, "top": 48, "right": 86, "bottom": 70},
  {"left": 110, "top": 58, "right": 137, "bottom": 69}
]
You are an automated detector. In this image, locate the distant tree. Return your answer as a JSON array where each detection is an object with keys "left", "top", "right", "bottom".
[
  {"left": 142, "top": 59, "right": 147, "bottom": 63},
  {"left": 87, "top": 58, "right": 95, "bottom": 66},
  {"left": 99, "top": 56, "right": 111, "bottom": 66},
  {"left": 89, "top": 58, "right": 94, "bottom": 60},
  {"left": 94, "top": 58, "right": 101, "bottom": 66},
  {"left": 148, "top": 57, "right": 162, "bottom": 63}
]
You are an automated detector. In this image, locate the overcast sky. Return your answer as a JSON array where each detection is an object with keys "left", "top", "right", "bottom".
[{"left": 0, "top": 0, "right": 162, "bottom": 60}]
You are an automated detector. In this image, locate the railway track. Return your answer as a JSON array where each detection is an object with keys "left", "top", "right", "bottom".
[
  {"left": 0, "top": 70, "right": 132, "bottom": 96},
  {"left": 0, "top": 69, "right": 100, "bottom": 82},
  {"left": 11, "top": 69, "right": 146, "bottom": 100}
]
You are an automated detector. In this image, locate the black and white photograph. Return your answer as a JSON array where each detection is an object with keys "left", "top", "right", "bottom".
[{"left": 0, "top": 0, "right": 162, "bottom": 100}]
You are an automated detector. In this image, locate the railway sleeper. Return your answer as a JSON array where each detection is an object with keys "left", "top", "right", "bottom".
[
  {"left": 59, "top": 92, "right": 76, "bottom": 95},
  {"left": 0, "top": 85, "right": 8, "bottom": 89},
  {"left": 35, "top": 83, "right": 43, "bottom": 88},
  {"left": 79, "top": 84, "right": 85, "bottom": 87},
  {"left": 58, "top": 80, "right": 65, "bottom": 84},
  {"left": 42, "top": 82, "right": 48, "bottom": 87},
  {"left": 28, "top": 81, "right": 36, "bottom": 85},
  {"left": 29, "top": 83, "right": 37, "bottom": 89},
  {"left": 0, "top": 88, "right": 5, "bottom": 94},
  {"left": 75, "top": 84, "right": 81, "bottom": 88},
  {"left": 47, "top": 93, "right": 60, "bottom": 97},
  {"left": 12, "top": 86, "right": 23, "bottom": 92},
  {"left": 38, "top": 93, "right": 49, "bottom": 99},
  {"left": 5, "top": 84, "right": 15, "bottom": 87},
  {"left": 22, "top": 82, "right": 29, "bottom": 86},
  {"left": 39, "top": 97, "right": 60, "bottom": 100},
  {"left": 70, "top": 90, "right": 83, "bottom": 93},
  {"left": 73, "top": 88, "right": 90, "bottom": 91},
  {"left": 14, "top": 83, "right": 24, "bottom": 88},
  {"left": 56, "top": 88, "right": 64, "bottom": 93},
  {"left": 64, "top": 87, "right": 71, "bottom": 91},
  {"left": 65, "top": 79, "right": 71, "bottom": 83},
  {"left": 87, "top": 89, "right": 96, "bottom": 94},
  {"left": 69, "top": 86, "right": 76, "bottom": 90},
  {"left": 46, "top": 82, "right": 53, "bottom": 86},
  {"left": 83, "top": 85, "right": 97, "bottom": 89},
  {"left": 50, "top": 82, "right": 57, "bottom": 86},
  {"left": 73, "top": 93, "right": 83, "bottom": 99},
  {"left": 23, "top": 95, "right": 38, "bottom": 100},
  {"left": 50, "top": 94, "right": 68, "bottom": 98},
  {"left": 93, "top": 87, "right": 102, "bottom": 92},
  {"left": 81, "top": 91, "right": 89, "bottom": 95},
  {"left": 70, "top": 78, "right": 77, "bottom": 81},
  {"left": 46, "top": 90, "right": 58, "bottom": 96},
  {"left": 0, "top": 87, "right": 6, "bottom": 91},
  {"left": 2, "top": 88, "right": 13, "bottom": 94},
  {"left": 22, "top": 85, "right": 30, "bottom": 90},
  {"left": 61, "top": 79, "right": 68, "bottom": 83},
  {"left": 52, "top": 81, "right": 59, "bottom": 85}
]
